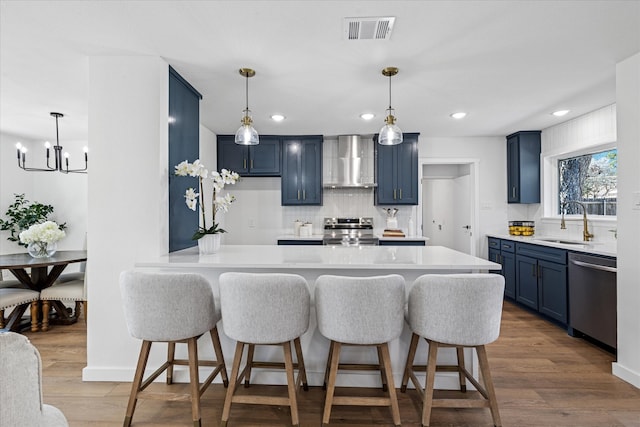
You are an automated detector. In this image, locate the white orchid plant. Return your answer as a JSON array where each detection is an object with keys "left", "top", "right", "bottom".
[
  {"left": 175, "top": 159, "right": 239, "bottom": 240},
  {"left": 19, "top": 220, "right": 66, "bottom": 244}
]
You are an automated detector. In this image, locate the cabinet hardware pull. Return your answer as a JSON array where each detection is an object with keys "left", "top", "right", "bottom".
[
  {"left": 571, "top": 259, "right": 617, "bottom": 273},
  {"left": 303, "top": 190, "right": 306, "bottom": 200},
  {"left": 399, "top": 188, "right": 402, "bottom": 199},
  {"left": 393, "top": 189, "right": 397, "bottom": 200},
  {"left": 297, "top": 190, "right": 300, "bottom": 200},
  {"left": 243, "top": 158, "right": 247, "bottom": 169},
  {"left": 251, "top": 159, "right": 254, "bottom": 169},
  {"left": 512, "top": 187, "right": 516, "bottom": 198}
]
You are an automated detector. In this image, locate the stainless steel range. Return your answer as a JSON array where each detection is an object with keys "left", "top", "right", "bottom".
[{"left": 322, "top": 217, "right": 379, "bottom": 246}]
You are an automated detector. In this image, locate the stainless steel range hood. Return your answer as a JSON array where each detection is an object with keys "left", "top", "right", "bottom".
[{"left": 323, "top": 135, "right": 377, "bottom": 188}]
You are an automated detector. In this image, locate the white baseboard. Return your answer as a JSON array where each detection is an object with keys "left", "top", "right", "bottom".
[{"left": 612, "top": 362, "right": 640, "bottom": 389}]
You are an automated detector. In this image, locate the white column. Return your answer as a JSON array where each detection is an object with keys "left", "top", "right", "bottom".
[
  {"left": 83, "top": 56, "right": 169, "bottom": 380},
  {"left": 613, "top": 52, "right": 640, "bottom": 388}
]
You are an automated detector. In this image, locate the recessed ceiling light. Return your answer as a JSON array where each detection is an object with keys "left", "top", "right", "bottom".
[
  {"left": 360, "top": 113, "right": 375, "bottom": 120},
  {"left": 271, "top": 114, "right": 286, "bottom": 122},
  {"left": 450, "top": 112, "right": 467, "bottom": 119},
  {"left": 552, "top": 110, "right": 570, "bottom": 117}
]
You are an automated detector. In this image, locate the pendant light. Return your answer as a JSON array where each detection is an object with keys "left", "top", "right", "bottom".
[
  {"left": 16, "top": 112, "right": 88, "bottom": 173},
  {"left": 378, "top": 67, "right": 403, "bottom": 145},
  {"left": 234, "top": 68, "right": 259, "bottom": 145}
]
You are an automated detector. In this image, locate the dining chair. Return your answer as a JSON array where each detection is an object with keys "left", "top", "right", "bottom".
[
  {"left": 0, "top": 331, "right": 69, "bottom": 426},
  {"left": 40, "top": 269, "right": 87, "bottom": 331},
  {"left": 0, "top": 287, "right": 40, "bottom": 332},
  {"left": 120, "top": 270, "right": 228, "bottom": 427},
  {"left": 401, "top": 273, "right": 505, "bottom": 427},
  {"left": 315, "top": 274, "right": 405, "bottom": 426}
]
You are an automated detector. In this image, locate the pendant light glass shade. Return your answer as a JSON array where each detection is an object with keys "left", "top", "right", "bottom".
[
  {"left": 235, "top": 68, "right": 259, "bottom": 145},
  {"left": 378, "top": 67, "right": 403, "bottom": 145}
]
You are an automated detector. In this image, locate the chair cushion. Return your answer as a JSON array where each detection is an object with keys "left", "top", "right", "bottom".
[
  {"left": 315, "top": 274, "right": 405, "bottom": 345},
  {"left": 219, "top": 272, "right": 310, "bottom": 344},
  {"left": 40, "top": 280, "right": 84, "bottom": 301},
  {"left": 0, "top": 288, "right": 40, "bottom": 310}
]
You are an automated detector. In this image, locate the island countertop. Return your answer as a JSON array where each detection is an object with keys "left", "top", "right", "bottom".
[{"left": 137, "top": 244, "right": 500, "bottom": 271}]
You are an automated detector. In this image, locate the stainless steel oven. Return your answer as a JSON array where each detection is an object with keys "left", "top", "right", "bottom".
[{"left": 322, "top": 217, "right": 379, "bottom": 246}]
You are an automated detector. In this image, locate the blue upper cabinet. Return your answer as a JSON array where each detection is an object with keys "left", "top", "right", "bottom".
[
  {"left": 375, "top": 133, "right": 419, "bottom": 205},
  {"left": 168, "top": 66, "right": 201, "bottom": 253},
  {"left": 217, "top": 135, "right": 281, "bottom": 176},
  {"left": 507, "top": 131, "right": 541, "bottom": 203},
  {"left": 281, "top": 136, "right": 323, "bottom": 205}
]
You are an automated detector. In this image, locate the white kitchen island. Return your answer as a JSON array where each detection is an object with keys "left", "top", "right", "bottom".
[{"left": 135, "top": 245, "right": 501, "bottom": 389}]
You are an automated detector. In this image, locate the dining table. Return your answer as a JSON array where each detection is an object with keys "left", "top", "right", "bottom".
[{"left": 0, "top": 250, "right": 87, "bottom": 331}]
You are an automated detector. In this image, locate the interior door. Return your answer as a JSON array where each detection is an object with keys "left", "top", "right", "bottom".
[
  {"left": 422, "top": 179, "right": 455, "bottom": 248},
  {"left": 452, "top": 174, "right": 472, "bottom": 254}
]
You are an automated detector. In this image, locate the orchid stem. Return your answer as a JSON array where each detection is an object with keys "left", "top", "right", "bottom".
[{"left": 199, "top": 177, "right": 206, "bottom": 231}]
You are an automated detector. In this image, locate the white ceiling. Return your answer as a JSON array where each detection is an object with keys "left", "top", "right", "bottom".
[{"left": 1, "top": 1, "right": 638, "bottom": 144}]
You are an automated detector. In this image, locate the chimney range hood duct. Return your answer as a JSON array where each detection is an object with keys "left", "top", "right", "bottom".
[{"left": 324, "top": 135, "right": 377, "bottom": 188}]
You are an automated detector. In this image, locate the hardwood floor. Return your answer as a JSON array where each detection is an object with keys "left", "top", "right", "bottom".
[{"left": 23, "top": 300, "right": 640, "bottom": 426}]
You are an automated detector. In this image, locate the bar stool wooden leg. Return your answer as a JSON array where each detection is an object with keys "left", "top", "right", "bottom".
[
  {"left": 422, "top": 340, "right": 439, "bottom": 427},
  {"left": 283, "top": 341, "right": 300, "bottom": 426},
  {"left": 124, "top": 340, "right": 152, "bottom": 427},
  {"left": 187, "top": 337, "right": 201, "bottom": 426},
  {"left": 244, "top": 343, "right": 255, "bottom": 387},
  {"left": 221, "top": 342, "right": 244, "bottom": 427},
  {"left": 476, "top": 345, "right": 502, "bottom": 427},
  {"left": 322, "top": 341, "right": 341, "bottom": 426},
  {"left": 293, "top": 337, "right": 309, "bottom": 391},
  {"left": 456, "top": 346, "right": 467, "bottom": 392},
  {"left": 401, "top": 332, "right": 419, "bottom": 392},
  {"left": 377, "top": 345, "right": 389, "bottom": 392},
  {"left": 380, "top": 342, "right": 401, "bottom": 426},
  {"left": 322, "top": 340, "right": 335, "bottom": 390},
  {"left": 210, "top": 327, "right": 229, "bottom": 387},
  {"left": 166, "top": 342, "right": 176, "bottom": 384}
]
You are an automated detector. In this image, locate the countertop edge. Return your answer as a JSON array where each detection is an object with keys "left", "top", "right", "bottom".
[{"left": 487, "top": 234, "right": 617, "bottom": 257}]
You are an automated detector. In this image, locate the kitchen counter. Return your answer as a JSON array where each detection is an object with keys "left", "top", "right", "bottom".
[
  {"left": 134, "top": 244, "right": 499, "bottom": 388},
  {"left": 487, "top": 234, "right": 616, "bottom": 257}
]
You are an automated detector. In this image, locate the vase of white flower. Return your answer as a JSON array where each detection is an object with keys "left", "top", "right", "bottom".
[
  {"left": 174, "top": 159, "right": 239, "bottom": 254},
  {"left": 19, "top": 221, "right": 66, "bottom": 258}
]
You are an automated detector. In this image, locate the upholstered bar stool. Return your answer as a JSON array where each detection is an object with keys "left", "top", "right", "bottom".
[
  {"left": 119, "top": 270, "right": 228, "bottom": 427},
  {"left": 219, "top": 272, "right": 310, "bottom": 427},
  {"left": 401, "top": 273, "right": 505, "bottom": 427},
  {"left": 315, "top": 274, "right": 405, "bottom": 426}
]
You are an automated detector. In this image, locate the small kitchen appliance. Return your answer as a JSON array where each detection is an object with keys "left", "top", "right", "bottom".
[{"left": 322, "top": 217, "right": 379, "bottom": 246}]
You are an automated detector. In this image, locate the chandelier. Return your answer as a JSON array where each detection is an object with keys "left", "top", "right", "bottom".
[{"left": 16, "top": 112, "right": 88, "bottom": 173}]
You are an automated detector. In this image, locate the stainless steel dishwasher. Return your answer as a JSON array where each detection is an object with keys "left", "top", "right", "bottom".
[{"left": 568, "top": 252, "right": 617, "bottom": 349}]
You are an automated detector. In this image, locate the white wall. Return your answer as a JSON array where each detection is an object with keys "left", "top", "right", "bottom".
[
  {"left": 612, "top": 53, "right": 640, "bottom": 388},
  {"left": 84, "top": 55, "right": 169, "bottom": 380}
]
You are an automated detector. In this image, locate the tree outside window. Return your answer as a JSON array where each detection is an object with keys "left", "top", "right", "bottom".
[{"left": 558, "top": 149, "right": 617, "bottom": 216}]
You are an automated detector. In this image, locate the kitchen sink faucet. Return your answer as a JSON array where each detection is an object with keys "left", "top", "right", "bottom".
[{"left": 560, "top": 200, "right": 594, "bottom": 241}]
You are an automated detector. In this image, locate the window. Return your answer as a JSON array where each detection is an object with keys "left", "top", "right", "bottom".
[{"left": 558, "top": 148, "right": 617, "bottom": 216}]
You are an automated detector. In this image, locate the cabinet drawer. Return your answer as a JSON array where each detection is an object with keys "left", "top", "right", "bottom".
[
  {"left": 516, "top": 242, "right": 567, "bottom": 265},
  {"left": 488, "top": 237, "right": 500, "bottom": 250},
  {"left": 500, "top": 241, "right": 515, "bottom": 253}
]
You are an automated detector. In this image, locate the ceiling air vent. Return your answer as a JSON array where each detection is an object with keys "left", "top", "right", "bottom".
[{"left": 344, "top": 17, "right": 396, "bottom": 40}]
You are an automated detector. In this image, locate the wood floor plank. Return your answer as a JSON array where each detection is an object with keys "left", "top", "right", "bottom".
[{"left": 18, "top": 300, "right": 640, "bottom": 426}]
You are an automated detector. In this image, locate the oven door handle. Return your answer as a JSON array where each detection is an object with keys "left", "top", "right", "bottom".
[{"left": 570, "top": 259, "right": 617, "bottom": 273}]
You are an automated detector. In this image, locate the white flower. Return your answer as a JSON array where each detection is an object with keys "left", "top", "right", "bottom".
[
  {"left": 19, "top": 221, "right": 66, "bottom": 244},
  {"left": 174, "top": 159, "right": 239, "bottom": 236}
]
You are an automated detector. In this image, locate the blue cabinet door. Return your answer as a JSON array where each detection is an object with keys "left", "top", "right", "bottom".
[
  {"left": 217, "top": 135, "right": 281, "bottom": 176},
  {"left": 502, "top": 251, "right": 516, "bottom": 299},
  {"left": 516, "top": 254, "right": 538, "bottom": 310},
  {"left": 375, "top": 133, "right": 419, "bottom": 205},
  {"left": 538, "top": 260, "right": 568, "bottom": 323},
  {"left": 217, "top": 135, "right": 249, "bottom": 174},
  {"left": 281, "top": 136, "right": 323, "bottom": 205},
  {"left": 507, "top": 131, "right": 541, "bottom": 204}
]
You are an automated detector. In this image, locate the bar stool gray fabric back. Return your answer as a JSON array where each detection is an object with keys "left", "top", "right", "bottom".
[
  {"left": 120, "top": 270, "right": 228, "bottom": 427},
  {"left": 219, "top": 272, "right": 310, "bottom": 427},
  {"left": 315, "top": 274, "right": 405, "bottom": 426},
  {"left": 401, "top": 273, "right": 505, "bottom": 427}
]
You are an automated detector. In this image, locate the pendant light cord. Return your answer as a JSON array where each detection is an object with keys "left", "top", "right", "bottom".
[{"left": 388, "top": 74, "right": 392, "bottom": 111}]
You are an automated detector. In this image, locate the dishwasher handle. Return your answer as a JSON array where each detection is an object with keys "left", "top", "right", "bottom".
[{"left": 570, "top": 259, "right": 617, "bottom": 273}]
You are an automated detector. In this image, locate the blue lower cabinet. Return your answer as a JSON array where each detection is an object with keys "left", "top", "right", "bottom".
[
  {"left": 379, "top": 240, "right": 425, "bottom": 246},
  {"left": 488, "top": 238, "right": 516, "bottom": 299}
]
